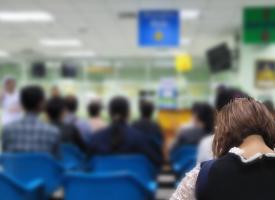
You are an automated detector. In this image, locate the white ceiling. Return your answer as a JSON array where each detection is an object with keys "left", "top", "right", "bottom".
[{"left": 0, "top": 0, "right": 274, "bottom": 58}]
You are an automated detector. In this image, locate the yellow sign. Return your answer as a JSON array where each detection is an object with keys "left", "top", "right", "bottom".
[{"left": 175, "top": 54, "right": 192, "bottom": 72}]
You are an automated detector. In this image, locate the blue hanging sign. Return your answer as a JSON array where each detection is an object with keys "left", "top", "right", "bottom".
[{"left": 138, "top": 10, "right": 180, "bottom": 47}]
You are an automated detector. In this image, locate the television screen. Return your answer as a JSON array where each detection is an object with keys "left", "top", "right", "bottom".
[
  {"left": 31, "top": 62, "right": 46, "bottom": 78},
  {"left": 61, "top": 63, "right": 78, "bottom": 78},
  {"left": 206, "top": 43, "right": 232, "bottom": 73}
]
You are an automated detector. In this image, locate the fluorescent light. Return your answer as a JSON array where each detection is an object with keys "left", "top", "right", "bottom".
[
  {"left": 62, "top": 50, "right": 96, "bottom": 57},
  {"left": 0, "top": 51, "right": 9, "bottom": 57},
  {"left": 181, "top": 38, "right": 192, "bottom": 46},
  {"left": 40, "top": 39, "right": 82, "bottom": 47},
  {"left": 180, "top": 10, "right": 200, "bottom": 20},
  {"left": 0, "top": 11, "right": 54, "bottom": 22}
]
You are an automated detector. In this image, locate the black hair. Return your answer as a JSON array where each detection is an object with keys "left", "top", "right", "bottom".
[
  {"left": 88, "top": 101, "right": 102, "bottom": 117},
  {"left": 20, "top": 85, "right": 44, "bottom": 112},
  {"left": 263, "top": 100, "right": 274, "bottom": 114},
  {"left": 139, "top": 100, "right": 155, "bottom": 119},
  {"left": 64, "top": 95, "right": 78, "bottom": 113},
  {"left": 108, "top": 96, "right": 129, "bottom": 150},
  {"left": 46, "top": 97, "right": 65, "bottom": 122},
  {"left": 192, "top": 102, "right": 215, "bottom": 133},
  {"left": 215, "top": 87, "right": 249, "bottom": 111}
]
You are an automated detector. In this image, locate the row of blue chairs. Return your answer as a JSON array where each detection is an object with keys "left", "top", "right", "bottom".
[
  {"left": 0, "top": 145, "right": 158, "bottom": 200},
  {"left": 170, "top": 145, "right": 198, "bottom": 178}
]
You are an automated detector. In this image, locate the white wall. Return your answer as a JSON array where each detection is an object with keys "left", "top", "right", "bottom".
[{"left": 239, "top": 45, "right": 275, "bottom": 101}]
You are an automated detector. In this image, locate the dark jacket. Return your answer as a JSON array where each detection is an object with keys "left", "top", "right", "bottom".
[
  {"left": 176, "top": 127, "right": 208, "bottom": 146},
  {"left": 52, "top": 121, "right": 87, "bottom": 152},
  {"left": 132, "top": 119, "right": 164, "bottom": 160},
  {"left": 88, "top": 124, "right": 163, "bottom": 165}
]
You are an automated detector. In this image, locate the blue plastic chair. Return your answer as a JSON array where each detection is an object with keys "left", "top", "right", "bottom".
[
  {"left": 64, "top": 172, "right": 153, "bottom": 200},
  {"left": 0, "top": 173, "right": 45, "bottom": 200},
  {"left": 89, "top": 155, "right": 157, "bottom": 193},
  {"left": 170, "top": 145, "right": 197, "bottom": 163},
  {"left": 60, "top": 144, "right": 85, "bottom": 170},
  {"left": 1, "top": 153, "right": 64, "bottom": 196},
  {"left": 170, "top": 146, "right": 197, "bottom": 176},
  {"left": 173, "top": 155, "right": 197, "bottom": 176}
]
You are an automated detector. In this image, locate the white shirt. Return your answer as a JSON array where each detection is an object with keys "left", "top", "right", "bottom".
[
  {"left": 197, "top": 135, "right": 214, "bottom": 163},
  {"left": 1, "top": 92, "right": 22, "bottom": 126}
]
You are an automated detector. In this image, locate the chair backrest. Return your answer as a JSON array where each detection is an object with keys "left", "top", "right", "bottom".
[
  {"left": 60, "top": 144, "right": 85, "bottom": 169},
  {"left": 0, "top": 173, "right": 42, "bottom": 200},
  {"left": 64, "top": 172, "right": 150, "bottom": 200},
  {"left": 89, "top": 155, "right": 156, "bottom": 184},
  {"left": 1, "top": 153, "right": 63, "bottom": 195},
  {"left": 170, "top": 145, "right": 197, "bottom": 163}
]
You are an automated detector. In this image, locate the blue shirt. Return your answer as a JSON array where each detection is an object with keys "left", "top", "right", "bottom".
[{"left": 1, "top": 113, "right": 61, "bottom": 157}]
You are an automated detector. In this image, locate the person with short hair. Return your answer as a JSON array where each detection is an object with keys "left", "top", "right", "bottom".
[
  {"left": 88, "top": 96, "right": 162, "bottom": 166},
  {"left": 132, "top": 100, "right": 164, "bottom": 160},
  {"left": 174, "top": 102, "right": 215, "bottom": 147},
  {"left": 171, "top": 98, "right": 275, "bottom": 200},
  {"left": 0, "top": 77, "right": 22, "bottom": 126},
  {"left": 46, "top": 97, "right": 87, "bottom": 151},
  {"left": 87, "top": 100, "right": 106, "bottom": 132},
  {"left": 63, "top": 95, "right": 92, "bottom": 146},
  {"left": 1, "top": 85, "right": 61, "bottom": 157}
]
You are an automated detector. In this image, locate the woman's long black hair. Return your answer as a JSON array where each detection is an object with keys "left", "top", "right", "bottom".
[{"left": 109, "top": 96, "right": 129, "bottom": 151}]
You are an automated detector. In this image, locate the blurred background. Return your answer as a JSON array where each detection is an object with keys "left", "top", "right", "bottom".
[{"left": 0, "top": 0, "right": 275, "bottom": 199}]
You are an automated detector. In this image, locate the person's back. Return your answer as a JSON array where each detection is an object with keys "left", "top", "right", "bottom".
[
  {"left": 133, "top": 119, "right": 163, "bottom": 141},
  {"left": 2, "top": 114, "right": 60, "bottom": 155},
  {"left": 63, "top": 95, "right": 92, "bottom": 145},
  {"left": 177, "top": 127, "right": 207, "bottom": 146},
  {"left": 87, "top": 100, "right": 106, "bottom": 132},
  {"left": 1, "top": 85, "right": 61, "bottom": 157},
  {"left": 88, "top": 96, "right": 162, "bottom": 165},
  {"left": 198, "top": 152, "right": 275, "bottom": 200},
  {"left": 90, "top": 124, "right": 145, "bottom": 153},
  {"left": 171, "top": 98, "right": 275, "bottom": 200},
  {"left": 46, "top": 97, "right": 87, "bottom": 152}
]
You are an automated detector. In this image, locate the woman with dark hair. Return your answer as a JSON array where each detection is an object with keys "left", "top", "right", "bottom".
[
  {"left": 171, "top": 98, "right": 275, "bottom": 200},
  {"left": 88, "top": 96, "right": 162, "bottom": 165}
]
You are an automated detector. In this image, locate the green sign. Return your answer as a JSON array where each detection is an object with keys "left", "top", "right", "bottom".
[{"left": 243, "top": 7, "right": 275, "bottom": 44}]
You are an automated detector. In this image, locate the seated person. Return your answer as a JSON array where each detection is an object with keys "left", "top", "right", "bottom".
[
  {"left": 87, "top": 99, "right": 106, "bottom": 132},
  {"left": 173, "top": 102, "right": 215, "bottom": 148},
  {"left": 63, "top": 95, "right": 92, "bottom": 145},
  {"left": 132, "top": 100, "right": 164, "bottom": 157},
  {"left": 88, "top": 96, "right": 163, "bottom": 166},
  {"left": 46, "top": 97, "right": 87, "bottom": 152},
  {"left": 197, "top": 87, "right": 249, "bottom": 163},
  {"left": 1, "top": 85, "right": 61, "bottom": 157},
  {"left": 171, "top": 98, "right": 275, "bottom": 200}
]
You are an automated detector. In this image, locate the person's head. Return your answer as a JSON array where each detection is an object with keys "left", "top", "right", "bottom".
[
  {"left": 109, "top": 96, "right": 129, "bottom": 123},
  {"left": 64, "top": 95, "right": 78, "bottom": 113},
  {"left": 50, "top": 86, "right": 60, "bottom": 98},
  {"left": 4, "top": 77, "right": 16, "bottom": 93},
  {"left": 191, "top": 102, "right": 215, "bottom": 133},
  {"left": 139, "top": 100, "right": 155, "bottom": 119},
  {"left": 263, "top": 100, "right": 274, "bottom": 114},
  {"left": 213, "top": 98, "right": 275, "bottom": 158},
  {"left": 46, "top": 97, "right": 65, "bottom": 122},
  {"left": 215, "top": 87, "right": 249, "bottom": 111},
  {"left": 88, "top": 100, "right": 102, "bottom": 118},
  {"left": 20, "top": 85, "right": 45, "bottom": 113}
]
